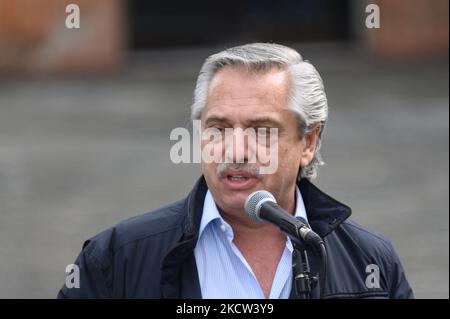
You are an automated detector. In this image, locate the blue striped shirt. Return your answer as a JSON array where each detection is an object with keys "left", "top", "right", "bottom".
[{"left": 194, "top": 187, "right": 308, "bottom": 299}]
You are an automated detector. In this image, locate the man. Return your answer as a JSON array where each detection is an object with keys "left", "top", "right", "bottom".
[{"left": 58, "top": 43, "right": 413, "bottom": 299}]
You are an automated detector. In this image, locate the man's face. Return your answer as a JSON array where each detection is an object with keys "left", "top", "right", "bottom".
[{"left": 200, "top": 66, "right": 315, "bottom": 217}]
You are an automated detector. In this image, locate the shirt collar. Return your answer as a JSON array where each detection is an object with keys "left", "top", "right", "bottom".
[
  {"left": 198, "top": 186, "right": 309, "bottom": 239},
  {"left": 198, "top": 190, "right": 223, "bottom": 238}
]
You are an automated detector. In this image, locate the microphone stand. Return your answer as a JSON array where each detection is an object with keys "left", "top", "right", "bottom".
[{"left": 292, "top": 240, "right": 318, "bottom": 299}]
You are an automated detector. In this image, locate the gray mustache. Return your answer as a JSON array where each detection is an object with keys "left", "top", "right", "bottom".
[{"left": 216, "top": 163, "right": 261, "bottom": 178}]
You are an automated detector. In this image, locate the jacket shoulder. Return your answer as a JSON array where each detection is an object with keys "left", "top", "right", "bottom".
[
  {"left": 335, "top": 218, "right": 397, "bottom": 262},
  {"left": 327, "top": 219, "right": 414, "bottom": 298},
  {"left": 83, "top": 198, "right": 187, "bottom": 262},
  {"left": 58, "top": 198, "right": 189, "bottom": 298},
  {"left": 340, "top": 219, "right": 392, "bottom": 248}
]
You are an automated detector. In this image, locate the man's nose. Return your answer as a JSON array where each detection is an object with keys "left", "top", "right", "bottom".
[{"left": 224, "top": 128, "right": 251, "bottom": 163}]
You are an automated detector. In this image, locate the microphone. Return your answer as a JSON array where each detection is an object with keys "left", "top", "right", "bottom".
[{"left": 244, "top": 190, "right": 324, "bottom": 248}]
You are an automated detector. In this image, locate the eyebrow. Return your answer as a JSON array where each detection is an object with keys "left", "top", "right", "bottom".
[
  {"left": 204, "top": 115, "right": 230, "bottom": 126},
  {"left": 246, "top": 117, "right": 282, "bottom": 128},
  {"left": 204, "top": 115, "right": 282, "bottom": 128}
]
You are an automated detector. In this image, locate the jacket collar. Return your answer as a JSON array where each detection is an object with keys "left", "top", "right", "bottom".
[{"left": 297, "top": 178, "right": 352, "bottom": 238}]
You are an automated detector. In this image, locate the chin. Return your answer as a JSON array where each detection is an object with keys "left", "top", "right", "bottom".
[{"left": 215, "top": 190, "right": 248, "bottom": 211}]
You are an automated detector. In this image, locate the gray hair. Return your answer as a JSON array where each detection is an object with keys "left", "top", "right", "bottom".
[{"left": 191, "top": 43, "right": 328, "bottom": 180}]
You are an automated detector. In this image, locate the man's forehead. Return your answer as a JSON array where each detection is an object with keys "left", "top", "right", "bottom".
[
  {"left": 204, "top": 67, "right": 290, "bottom": 117},
  {"left": 203, "top": 111, "right": 284, "bottom": 125},
  {"left": 207, "top": 66, "right": 289, "bottom": 98},
  {"left": 202, "top": 97, "right": 292, "bottom": 123}
]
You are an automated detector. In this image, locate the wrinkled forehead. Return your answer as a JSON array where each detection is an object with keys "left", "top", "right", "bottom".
[
  {"left": 204, "top": 66, "right": 291, "bottom": 118},
  {"left": 208, "top": 65, "right": 290, "bottom": 97}
]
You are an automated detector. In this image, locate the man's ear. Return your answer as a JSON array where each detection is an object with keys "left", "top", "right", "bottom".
[{"left": 300, "top": 124, "right": 321, "bottom": 167}]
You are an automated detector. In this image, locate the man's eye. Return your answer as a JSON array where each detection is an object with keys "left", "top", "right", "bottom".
[
  {"left": 257, "top": 127, "right": 271, "bottom": 135},
  {"left": 206, "top": 126, "right": 225, "bottom": 133}
]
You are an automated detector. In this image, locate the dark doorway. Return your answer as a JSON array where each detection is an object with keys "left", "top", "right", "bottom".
[{"left": 128, "top": 0, "right": 350, "bottom": 49}]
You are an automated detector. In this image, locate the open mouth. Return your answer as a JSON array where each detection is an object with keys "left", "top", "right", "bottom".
[
  {"left": 220, "top": 169, "right": 259, "bottom": 190},
  {"left": 227, "top": 175, "right": 250, "bottom": 182}
]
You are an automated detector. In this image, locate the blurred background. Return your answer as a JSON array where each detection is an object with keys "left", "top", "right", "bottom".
[{"left": 0, "top": 0, "right": 448, "bottom": 298}]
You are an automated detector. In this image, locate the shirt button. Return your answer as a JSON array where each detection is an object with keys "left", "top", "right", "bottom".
[{"left": 220, "top": 223, "right": 227, "bottom": 232}]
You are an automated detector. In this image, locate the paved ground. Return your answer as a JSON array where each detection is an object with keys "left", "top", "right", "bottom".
[{"left": 0, "top": 43, "right": 448, "bottom": 298}]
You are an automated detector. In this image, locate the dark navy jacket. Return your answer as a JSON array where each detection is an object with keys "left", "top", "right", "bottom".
[{"left": 57, "top": 176, "right": 414, "bottom": 299}]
